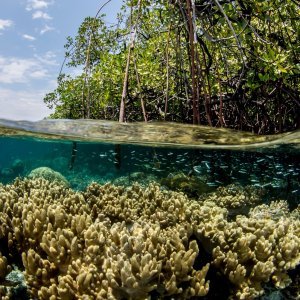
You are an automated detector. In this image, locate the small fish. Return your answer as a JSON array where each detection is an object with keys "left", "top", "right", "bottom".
[
  {"left": 261, "top": 183, "right": 272, "bottom": 187},
  {"left": 214, "top": 180, "right": 223, "bottom": 184},
  {"left": 207, "top": 182, "right": 218, "bottom": 187},
  {"left": 271, "top": 184, "right": 281, "bottom": 188},
  {"left": 256, "top": 158, "right": 265, "bottom": 163},
  {"left": 193, "top": 166, "right": 202, "bottom": 173},
  {"left": 253, "top": 183, "right": 262, "bottom": 187},
  {"left": 220, "top": 165, "right": 228, "bottom": 169},
  {"left": 204, "top": 162, "right": 210, "bottom": 169}
]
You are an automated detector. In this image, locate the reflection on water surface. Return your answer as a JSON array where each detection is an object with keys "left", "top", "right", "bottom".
[{"left": 0, "top": 118, "right": 299, "bottom": 149}]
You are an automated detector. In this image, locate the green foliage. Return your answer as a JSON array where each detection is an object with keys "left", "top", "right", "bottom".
[{"left": 44, "top": 0, "right": 299, "bottom": 133}]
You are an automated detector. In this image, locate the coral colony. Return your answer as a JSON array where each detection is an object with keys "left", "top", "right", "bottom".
[{"left": 0, "top": 170, "right": 299, "bottom": 299}]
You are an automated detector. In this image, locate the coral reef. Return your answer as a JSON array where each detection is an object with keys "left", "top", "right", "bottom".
[
  {"left": 199, "top": 184, "right": 265, "bottom": 217},
  {"left": 0, "top": 178, "right": 299, "bottom": 299},
  {"left": 192, "top": 199, "right": 300, "bottom": 299},
  {"left": 112, "top": 171, "right": 158, "bottom": 187},
  {"left": 248, "top": 200, "right": 291, "bottom": 220},
  {"left": 0, "top": 253, "right": 9, "bottom": 280},
  {"left": 28, "top": 167, "right": 69, "bottom": 187},
  {"left": 291, "top": 205, "right": 300, "bottom": 220},
  {"left": 0, "top": 179, "right": 209, "bottom": 299},
  {"left": 205, "top": 215, "right": 299, "bottom": 298}
]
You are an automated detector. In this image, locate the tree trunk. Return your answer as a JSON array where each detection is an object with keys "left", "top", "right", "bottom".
[{"left": 119, "top": 0, "right": 142, "bottom": 123}]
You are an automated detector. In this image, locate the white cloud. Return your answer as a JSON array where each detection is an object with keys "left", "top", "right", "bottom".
[
  {"left": 0, "top": 56, "right": 49, "bottom": 84},
  {"left": 40, "top": 24, "right": 54, "bottom": 35},
  {"left": 26, "top": 0, "right": 52, "bottom": 11},
  {"left": 0, "top": 88, "right": 53, "bottom": 120},
  {"left": 0, "top": 19, "right": 13, "bottom": 31},
  {"left": 26, "top": 1, "right": 54, "bottom": 21},
  {"left": 22, "top": 34, "right": 36, "bottom": 41},
  {"left": 32, "top": 11, "right": 52, "bottom": 20},
  {"left": 34, "top": 51, "right": 59, "bottom": 66},
  {"left": 31, "top": 69, "right": 49, "bottom": 78}
]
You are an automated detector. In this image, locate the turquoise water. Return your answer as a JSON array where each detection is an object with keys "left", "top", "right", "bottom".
[
  {"left": 0, "top": 136, "right": 299, "bottom": 202},
  {"left": 0, "top": 120, "right": 299, "bottom": 300}
]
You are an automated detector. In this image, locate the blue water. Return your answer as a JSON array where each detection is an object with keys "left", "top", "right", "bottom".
[{"left": 0, "top": 136, "right": 299, "bottom": 205}]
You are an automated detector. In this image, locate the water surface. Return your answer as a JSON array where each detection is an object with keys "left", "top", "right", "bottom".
[{"left": 0, "top": 119, "right": 299, "bottom": 201}]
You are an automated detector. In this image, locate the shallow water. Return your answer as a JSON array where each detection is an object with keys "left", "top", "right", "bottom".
[
  {"left": 0, "top": 119, "right": 299, "bottom": 299},
  {"left": 0, "top": 119, "right": 299, "bottom": 200}
]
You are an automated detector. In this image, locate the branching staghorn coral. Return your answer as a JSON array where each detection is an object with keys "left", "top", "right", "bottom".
[
  {"left": 0, "top": 179, "right": 209, "bottom": 299},
  {"left": 0, "top": 177, "right": 299, "bottom": 299},
  {"left": 194, "top": 202, "right": 300, "bottom": 299}
]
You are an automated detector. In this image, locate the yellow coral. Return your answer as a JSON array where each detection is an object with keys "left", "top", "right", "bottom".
[
  {"left": 204, "top": 207, "right": 300, "bottom": 299},
  {"left": 0, "top": 179, "right": 210, "bottom": 299},
  {"left": 0, "top": 178, "right": 299, "bottom": 299},
  {"left": 200, "top": 184, "right": 264, "bottom": 214},
  {"left": 0, "top": 253, "right": 9, "bottom": 280}
]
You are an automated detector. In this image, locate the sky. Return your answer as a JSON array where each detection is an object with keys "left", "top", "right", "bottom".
[{"left": 0, "top": 0, "right": 123, "bottom": 121}]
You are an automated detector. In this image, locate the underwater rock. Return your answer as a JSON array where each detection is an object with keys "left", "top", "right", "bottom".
[
  {"left": 160, "top": 172, "right": 213, "bottom": 197},
  {"left": 0, "top": 168, "right": 14, "bottom": 177},
  {"left": 0, "top": 268, "right": 29, "bottom": 300},
  {"left": 11, "top": 159, "right": 24, "bottom": 175},
  {"left": 28, "top": 166, "right": 69, "bottom": 187},
  {"left": 0, "top": 178, "right": 299, "bottom": 299},
  {"left": 0, "top": 160, "right": 25, "bottom": 184}
]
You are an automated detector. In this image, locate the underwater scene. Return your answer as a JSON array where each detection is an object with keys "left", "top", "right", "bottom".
[{"left": 0, "top": 119, "right": 299, "bottom": 300}]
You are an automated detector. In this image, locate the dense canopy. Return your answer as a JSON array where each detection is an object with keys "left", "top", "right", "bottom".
[{"left": 44, "top": 0, "right": 300, "bottom": 134}]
